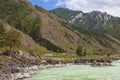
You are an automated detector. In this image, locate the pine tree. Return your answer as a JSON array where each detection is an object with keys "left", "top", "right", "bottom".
[
  {"left": 76, "top": 46, "right": 84, "bottom": 56},
  {"left": 0, "top": 22, "right": 5, "bottom": 48},
  {"left": 76, "top": 46, "right": 87, "bottom": 56}
]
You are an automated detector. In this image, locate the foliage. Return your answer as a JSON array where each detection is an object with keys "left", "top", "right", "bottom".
[
  {"left": 0, "top": 0, "right": 32, "bottom": 26},
  {"left": 16, "top": 18, "right": 41, "bottom": 39},
  {"left": 0, "top": 0, "right": 42, "bottom": 41},
  {"left": 0, "top": 22, "right": 5, "bottom": 34},
  {"left": 50, "top": 8, "right": 80, "bottom": 21},
  {"left": 76, "top": 46, "right": 85, "bottom": 56},
  {"left": 0, "top": 22, "right": 5, "bottom": 48},
  {"left": 0, "top": 23, "right": 21, "bottom": 51},
  {"left": 51, "top": 8, "right": 120, "bottom": 41},
  {"left": 3, "top": 30, "right": 21, "bottom": 51}
]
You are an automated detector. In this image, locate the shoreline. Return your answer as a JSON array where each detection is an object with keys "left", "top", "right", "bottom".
[
  {"left": 0, "top": 50, "right": 120, "bottom": 80},
  {"left": 11, "top": 58, "right": 119, "bottom": 80},
  {"left": 11, "top": 63, "right": 73, "bottom": 80},
  {"left": 0, "top": 58, "right": 119, "bottom": 80}
]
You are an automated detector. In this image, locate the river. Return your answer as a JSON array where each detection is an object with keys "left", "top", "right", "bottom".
[{"left": 29, "top": 60, "right": 120, "bottom": 80}]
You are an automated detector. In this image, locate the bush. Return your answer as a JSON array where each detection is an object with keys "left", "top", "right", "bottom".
[
  {"left": 0, "top": 22, "right": 5, "bottom": 48},
  {"left": 3, "top": 30, "right": 21, "bottom": 51},
  {"left": 76, "top": 46, "right": 87, "bottom": 56}
]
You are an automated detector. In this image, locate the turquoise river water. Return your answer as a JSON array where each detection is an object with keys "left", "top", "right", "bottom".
[{"left": 30, "top": 60, "right": 120, "bottom": 80}]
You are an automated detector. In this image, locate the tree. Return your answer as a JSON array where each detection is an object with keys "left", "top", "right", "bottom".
[
  {"left": 4, "top": 29, "right": 21, "bottom": 51},
  {"left": 76, "top": 46, "right": 86, "bottom": 56},
  {"left": 0, "top": 22, "right": 5, "bottom": 48},
  {"left": 0, "top": 22, "right": 5, "bottom": 34}
]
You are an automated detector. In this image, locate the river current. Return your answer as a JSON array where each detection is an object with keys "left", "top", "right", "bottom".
[{"left": 30, "top": 60, "right": 120, "bottom": 80}]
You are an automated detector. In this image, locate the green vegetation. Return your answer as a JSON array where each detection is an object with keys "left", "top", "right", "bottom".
[
  {"left": 0, "top": 0, "right": 32, "bottom": 26},
  {"left": 50, "top": 8, "right": 80, "bottom": 21},
  {"left": 16, "top": 18, "right": 41, "bottom": 39},
  {"left": 0, "top": 22, "right": 5, "bottom": 48},
  {"left": 51, "top": 8, "right": 120, "bottom": 49},
  {"left": 0, "top": 28, "right": 21, "bottom": 51},
  {"left": 76, "top": 46, "right": 86, "bottom": 56},
  {"left": 4, "top": 30, "right": 21, "bottom": 51},
  {"left": 0, "top": 21, "right": 21, "bottom": 51},
  {"left": 1, "top": 0, "right": 120, "bottom": 60},
  {"left": 0, "top": 0, "right": 42, "bottom": 40},
  {"left": 0, "top": 22, "right": 5, "bottom": 34}
]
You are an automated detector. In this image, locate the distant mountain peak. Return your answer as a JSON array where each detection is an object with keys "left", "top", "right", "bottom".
[{"left": 50, "top": 8, "right": 116, "bottom": 29}]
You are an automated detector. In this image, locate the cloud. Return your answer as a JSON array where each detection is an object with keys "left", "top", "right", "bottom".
[{"left": 56, "top": 0, "right": 120, "bottom": 17}]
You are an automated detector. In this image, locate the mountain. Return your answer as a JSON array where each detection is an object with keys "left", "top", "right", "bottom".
[
  {"left": 0, "top": 0, "right": 120, "bottom": 57},
  {"left": 50, "top": 8, "right": 120, "bottom": 41},
  {"left": 0, "top": 0, "right": 78, "bottom": 53},
  {"left": 0, "top": 0, "right": 83, "bottom": 54},
  {"left": 50, "top": 8, "right": 113, "bottom": 29}
]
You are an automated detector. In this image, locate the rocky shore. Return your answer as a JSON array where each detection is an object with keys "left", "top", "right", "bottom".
[
  {"left": 12, "top": 64, "right": 70, "bottom": 80},
  {"left": 0, "top": 63, "right": 70, "bottom": 80},
  {"left": 0, "top": 50, "right": 72, "bottom": 80},
  {"left": 74, "top": 58, "right": 119, "bottom": 67},
  {"left": 0, "top": 50, "right": 119, "bottom": 80},
  {"left": 0, "top": 61, "right": 73, "bottom": 80}
]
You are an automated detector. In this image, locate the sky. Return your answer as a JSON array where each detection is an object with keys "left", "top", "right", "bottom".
[{"left": 29, "top": 0, "right": 120, "bottom": 17}]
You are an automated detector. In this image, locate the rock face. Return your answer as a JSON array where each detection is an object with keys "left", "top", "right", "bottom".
[
  {"left": 50, "top": 8, "right": 113, "bottom": 29},
  {"left": 0, "top": 51, "right": 40, "bottom": 80}
]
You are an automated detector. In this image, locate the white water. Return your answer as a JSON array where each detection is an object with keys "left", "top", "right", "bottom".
[{"left": 30, "top": 60, "right": 120, "bottom": 80}]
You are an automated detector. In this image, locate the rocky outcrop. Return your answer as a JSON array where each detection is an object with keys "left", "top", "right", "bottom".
[
  {"left": 0, "top": 51, "right": 69, "bottom": 80},
  {"left": 74, "top": 58, "right": 119, "bottom": 67},
  {"left": 50, "top": 8, "right": 113, "bottom": 29}
]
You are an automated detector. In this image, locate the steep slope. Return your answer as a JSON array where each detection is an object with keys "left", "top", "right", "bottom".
[
  {"left": 0, "top": 20, "right": 49, "bottom": 54},
  {"left": 1, "top": 0, "right": 120, "bottom": 55},
  {"left": 1, "top": 0, "right": 110, "bottom": 54},
  {"left": 0, "top": 0, "right": 80, "bottom": 53},
  {"left": 50, "top": 8, "right": 120, "bottom": 52},
  {"left": 50, "top": 8, "right": 120, "bottom": 41}
]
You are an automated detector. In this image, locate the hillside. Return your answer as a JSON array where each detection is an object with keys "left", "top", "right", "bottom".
[
  {"left": 50, "top": 8, "right": 120, "bottom": 49},
  {"left": 0, "top": 20, "right": 49, "bottom": 55},
  {"left": 0, "top": 0, "right": 102, "bottom": 54},
  {"left": 50, "top": 8, "right": 120, "bottom": 40},
  {"left": 0, "top": 0, "right": 81, "bottom": 53},
  {"left": 1, "top": 1, "right": 120, "bottom": 80},
  {"left": 0, "top": 0, "right": 120, "bottom": 58}
]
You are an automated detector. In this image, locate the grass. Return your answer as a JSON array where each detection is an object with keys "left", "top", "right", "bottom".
[{"left": 1, "top": 44, "right": 120, "bottom": 61}]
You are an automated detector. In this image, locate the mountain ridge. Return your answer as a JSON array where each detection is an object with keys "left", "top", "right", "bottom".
[
  {"left": 0, "top": 0, "right": 120, "bottom": 56},
  {"left": 50, "top": 8, "right": 120, "bottom": 40},
  {"left": 50, "top": 8, "right": 115, "bottom": 29}
]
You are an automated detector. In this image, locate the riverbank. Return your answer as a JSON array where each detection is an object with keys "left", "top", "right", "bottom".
[
  {"left": 27, "top": 60, "right": 120, "bottom": 80},
  {"left": 12, "top": 64, "right": 71, "bottom": 80},
  {"left": 0, "top": 50, "right": 73, "bottom": 80},
  {"left": 0, "top": 50, "right": 119, "bottom": 80},
  {"left": 10, "top": 58, "right": 120, "bottom": 80}
]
